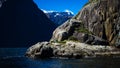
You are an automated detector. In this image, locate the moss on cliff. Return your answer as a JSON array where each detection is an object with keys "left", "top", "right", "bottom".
[
  {"left": 68, "top": 36, "right": 78, "bottom": 41},
  {"left": 76, "top": 27, "right": 92, "bottom": 34},
  {"left": 75, "top": 24, "right": 93, "bottom": 35}
]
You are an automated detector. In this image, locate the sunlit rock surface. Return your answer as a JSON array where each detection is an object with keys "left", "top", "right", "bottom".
[{"left": 26, "top": 0, "right": 120, "bottom": 58}]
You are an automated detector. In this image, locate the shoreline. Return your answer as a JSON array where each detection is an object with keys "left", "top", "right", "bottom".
[{"left": 25, "top": 41, "right": 120, "bottom": 59}]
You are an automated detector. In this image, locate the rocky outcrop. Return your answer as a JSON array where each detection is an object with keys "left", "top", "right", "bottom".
[
  {"left": 25, "top": 42, "right": 53, "bottom": 58},
  {"left": 50, "top": 19, "right": 81, "bottom": 42},
  {"left": 74, "top": 0, "right": 120, "bottom": 46},
  {"left": 26, "top": 0, "right": 120, "bottom": 59},
  {"left": 26, "top": 41, "right": 120, "bottom": 59},
  {"left": 50, "top": 18, "right": 109, "bottom": 45},
  {"left": 72, "top": 32, "right": 109, "bottom": 45},
  {"left": 51, "top": 0, "right": 120, "bottom": 46}
]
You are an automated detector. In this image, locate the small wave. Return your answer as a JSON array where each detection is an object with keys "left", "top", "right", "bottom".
[{"left": 0, "top": 56, "right": 25, "bottom": 60}]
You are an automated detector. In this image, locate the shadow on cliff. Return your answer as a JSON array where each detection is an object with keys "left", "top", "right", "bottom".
[{"left": 0, "top": 0, "right": 57, "bottom": 47}]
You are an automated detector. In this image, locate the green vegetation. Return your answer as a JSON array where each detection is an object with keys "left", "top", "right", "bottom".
[
  {"left": 75, "top": 23, "right": 93, "bottom": 34},
  {"left": 51, "top": 40, "right": 67, "bottom": 44},
  {"left": 68, "top": 36, "right": 78, "bottom": 41},
  {"left": 57, "top": 40, "right": 67, "bottom": 44},
  {"left": 75, "top": 27, "right": 93, "bottom": 34},
  {"left": 50, "top": 40, "right": 58, "bottom": 43}
]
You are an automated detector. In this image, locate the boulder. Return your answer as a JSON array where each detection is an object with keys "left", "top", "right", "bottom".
[
  {"left": 73, "top": 32, "right": 109, "bottom": 45},
  {"left": 25, "top": 42, "right": 53, "bottom": 58},
  {"left": 50, "top": 19, "right": 80, "bottom": 42}
]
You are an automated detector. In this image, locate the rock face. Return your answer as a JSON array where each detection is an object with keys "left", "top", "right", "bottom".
[
  {"left": 72, "top": 32, "right": 109, "bottom": 45},
  {"left": 26, "top": 0, "right": 120, "bottom": 59},
  {"left": 51, "top": 0, "right": 120, "bottom": 46},
  {"left": 74, "top": 0, "right": 120, "bottom": 46},
  {"left": 0, "top": 0, "right": 56, "bottom": 47},
  {"left": 50, "top": 19, "right": 81, "bottom": 42}
]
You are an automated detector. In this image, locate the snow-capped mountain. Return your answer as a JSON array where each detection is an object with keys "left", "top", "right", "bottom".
[{"left": 42, "top": 9, "right": 74, "bottom": 25}]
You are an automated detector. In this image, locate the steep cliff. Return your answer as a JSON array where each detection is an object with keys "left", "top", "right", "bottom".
[
  {"left": 26, "top": 0, "right": 120, "bottom": 58},
  {"left": 51, "top": 0, "right": 120, "bottom": 46},
  {"left": 0, "top": 0, "right": 56, "bottom": 47}
]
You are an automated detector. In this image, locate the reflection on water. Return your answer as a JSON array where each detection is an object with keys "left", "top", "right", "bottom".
[{"left": 0, "top": 48, "right": 120, "bottom": 68}]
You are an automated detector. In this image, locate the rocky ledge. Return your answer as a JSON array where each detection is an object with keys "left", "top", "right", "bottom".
[{"left": 25, "top": 41, "right": 120, "bottom": 59}]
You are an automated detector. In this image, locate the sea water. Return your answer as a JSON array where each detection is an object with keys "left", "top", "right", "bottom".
[{"left": 0, "top": 48, "right": 120, "bottom": 68}]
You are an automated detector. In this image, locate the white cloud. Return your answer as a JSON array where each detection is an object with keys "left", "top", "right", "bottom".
[{"left": 64, "top": 9, "right": 74, "bottom": 15}]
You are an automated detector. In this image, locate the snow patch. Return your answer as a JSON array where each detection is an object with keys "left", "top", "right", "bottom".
[
  {"left": 41, "top": 9, "right": 57, "bottom": 13},
  {"left": 64, "top": 9, "right": 74, "bottom": 15},
  {"left": 42, "top": 9, "right": 74, "bottom": 15},
  {"left": 54, "top": 13, "right": 60, "bottom": 17}
]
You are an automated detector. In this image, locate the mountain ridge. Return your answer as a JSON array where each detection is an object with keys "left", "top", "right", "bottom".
[
  {"left": 0, "top": 0, "right": 56, "bottom": 47},
  {"left": 42, "top": 10, "right": 74, "bottom": 25}
]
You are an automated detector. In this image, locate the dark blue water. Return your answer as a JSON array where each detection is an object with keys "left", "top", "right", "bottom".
[{"left": 0, "top": 48, "right": 120, "bottom": 68}]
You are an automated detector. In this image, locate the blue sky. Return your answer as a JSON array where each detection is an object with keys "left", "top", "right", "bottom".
[{"left": 33, "top": 0, "right": 88, "bottom": 15}]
